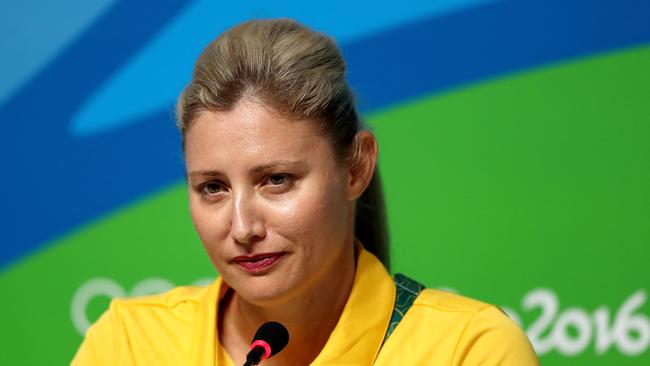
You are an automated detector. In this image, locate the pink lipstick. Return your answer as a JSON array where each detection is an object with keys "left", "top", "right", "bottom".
[{"left": 233, "top": 253, "right": 285, "bottom": 273}]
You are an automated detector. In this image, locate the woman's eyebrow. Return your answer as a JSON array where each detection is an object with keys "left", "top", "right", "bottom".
[
  {"left": 187, "top": 160, "right": 306, "bottom": 178},
  {"left": 251, "top": 160, "right": 305, "bottom": 173},
  {"left": 186, "top": 169, "right": 225, "bottom": 179}
]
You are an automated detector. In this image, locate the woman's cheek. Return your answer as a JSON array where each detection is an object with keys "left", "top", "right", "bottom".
[
  {"left": 276, "top": 182, "right": 346, "bottom": 241},
  {"left": 190, "top": 202, "right": 227, "bottom": 256},
  {"left": 280, "top": 188, "right": 323, "bottom": 223}
]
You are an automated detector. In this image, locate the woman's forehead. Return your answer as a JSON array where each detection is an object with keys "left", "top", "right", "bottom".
[{"left": 183, "top": 100, "right": 334, "bottom": 172}]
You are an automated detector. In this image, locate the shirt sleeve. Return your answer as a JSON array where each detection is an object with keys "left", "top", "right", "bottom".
[
  {"left": 452, "top": 306, "right": 540, "bottom": 366},
  {"left": 71, "top": 301, "right": 122, "bottom": 366}
]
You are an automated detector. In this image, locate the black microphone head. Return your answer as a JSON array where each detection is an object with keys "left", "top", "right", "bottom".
[{"left": 252, "top": 321, "right": 289, "bottom": 358}]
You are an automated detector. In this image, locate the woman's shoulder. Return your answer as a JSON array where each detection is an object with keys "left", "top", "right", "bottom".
[
  {"left": 410, "top": 288, "right": 528, "bottom": 343},
  {"left": 378, "top": 288, "right": 540, "bottom": 365},
  {"left": 413, "top": 288, "right": 495, "bottom": 314},
  {"left": 406, "top": 288, "right": 524, "bottom": 342},
  {"left": 103, "top": 280, "right": 220, "bottom": 331},
  {"left": 110, "top": 283, "right": 212, "bottom": 312},
  {"left": 72, "top": 280, "right": 220, "bottom": 365}
]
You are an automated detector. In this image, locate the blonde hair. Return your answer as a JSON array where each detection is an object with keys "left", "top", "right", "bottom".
[{"left": 176, "top": 18, "right": 389, "bottom": 267}]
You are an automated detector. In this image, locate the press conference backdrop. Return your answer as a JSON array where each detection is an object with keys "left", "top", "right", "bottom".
[{"left": 1, "top": 1, "right": 648, "bottom": 364}]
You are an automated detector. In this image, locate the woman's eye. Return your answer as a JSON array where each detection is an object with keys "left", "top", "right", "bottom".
[
  {"left": 200, "top": 182, "right": 225, "bottom": 196},
  {"left": 265, "top": 174, "right": 293, "bottom": 187}
]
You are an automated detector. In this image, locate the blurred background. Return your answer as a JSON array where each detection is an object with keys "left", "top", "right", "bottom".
[{"left": 1, "top": 0, "right": 648, "bottom": 364}]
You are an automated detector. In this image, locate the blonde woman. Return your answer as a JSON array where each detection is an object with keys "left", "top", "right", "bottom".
[{"left": 73, "top": 19, "right": 539, "bottom": 366}]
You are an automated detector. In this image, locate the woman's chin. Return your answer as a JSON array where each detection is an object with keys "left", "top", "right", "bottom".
[{"left": 226, "top": 273, "right": 298, "bottom": 307}]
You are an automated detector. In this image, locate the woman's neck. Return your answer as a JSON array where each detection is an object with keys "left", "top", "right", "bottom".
[{"left": 219, "top": 243, "right": 357, "bottom": 366}]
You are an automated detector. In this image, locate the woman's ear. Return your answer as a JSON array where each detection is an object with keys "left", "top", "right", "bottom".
[{"left": 347, "top": 130, "right": 378, "bottom": 200}]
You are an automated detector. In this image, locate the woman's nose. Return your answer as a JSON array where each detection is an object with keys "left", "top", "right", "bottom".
[{"left": 230, "top": 192, "right": 266, "bottom": 245}]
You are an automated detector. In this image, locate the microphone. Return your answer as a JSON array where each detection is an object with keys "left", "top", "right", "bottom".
[{"left": 243, "top": 321, "right": 289, "bottom": 366}]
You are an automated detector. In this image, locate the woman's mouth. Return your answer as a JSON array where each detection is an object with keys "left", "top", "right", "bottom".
[{"left": 232, "top": 252, "right": 285, "bottom": 273}]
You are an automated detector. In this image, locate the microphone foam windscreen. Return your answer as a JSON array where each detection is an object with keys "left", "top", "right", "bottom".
[{"left": 252, "top": 321, "right": 289, "bottom": 357}]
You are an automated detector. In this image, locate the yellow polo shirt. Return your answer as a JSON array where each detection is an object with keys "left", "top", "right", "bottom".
[{"left": 72, "top": 249, "right": 539, "bottom": 365}]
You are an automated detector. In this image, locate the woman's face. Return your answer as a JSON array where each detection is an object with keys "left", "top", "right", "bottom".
[{"left": 184, "top": 99, "right": 356, "bottom": 305}]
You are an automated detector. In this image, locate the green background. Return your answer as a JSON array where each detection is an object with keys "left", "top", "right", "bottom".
[{"left": 1, "top": 45, "right": 648, "bottom": 365}]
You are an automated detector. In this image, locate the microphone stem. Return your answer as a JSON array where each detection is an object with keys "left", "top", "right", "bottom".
[{"left": 243, "top": 347, "right": 264, "bottom": 366}]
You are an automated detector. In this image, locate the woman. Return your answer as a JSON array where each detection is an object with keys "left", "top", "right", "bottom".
[{"left": 73, "top": 19, "right": 539, "bottom": 365}]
